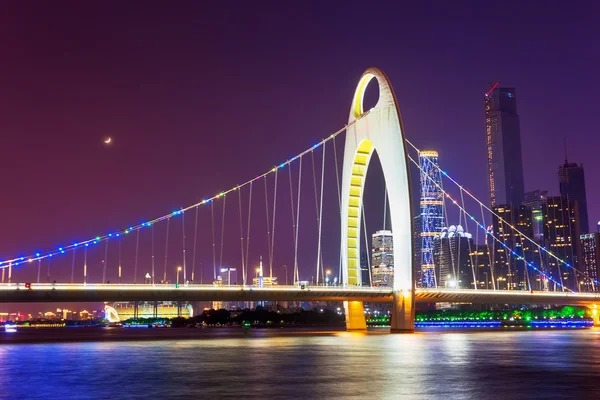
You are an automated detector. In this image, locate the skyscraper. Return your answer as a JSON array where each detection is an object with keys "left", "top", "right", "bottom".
[
  {"left": 418, "top": 151, "right": 444, "bottom": 288},
  {"left": 413, "top": 215, "right": 422, "bottom": 286},
  {"left": 558, "top": 159, "right": 589, "bottom": 233},
  {"left": 433, "top": 225, "right": 474, "bottom": 288},
  {"left": 542, "top": 196, "right": 581, "bottom": 291},
  {"left": 490, "top": 204, "right": 537, "bottom": 290},
  {"left": 484, "top": 84, "right": 525, "bottom": 207},
  {"left": 371, "top": 230, "right": 394, "bottom": 286},
  {"left": 580, "top": 233, "right": 599, "bottom": 292}
]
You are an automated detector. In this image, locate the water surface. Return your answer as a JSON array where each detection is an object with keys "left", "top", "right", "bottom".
[{"left": 1, "top": 328, "right": 599, "bottom": 399}]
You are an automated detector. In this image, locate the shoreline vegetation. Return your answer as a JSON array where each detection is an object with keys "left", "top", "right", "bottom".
[{"left": 0, "top": 306, "right": 593, "bottom": 331}]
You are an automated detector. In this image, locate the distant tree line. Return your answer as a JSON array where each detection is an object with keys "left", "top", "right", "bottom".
[{"left": 122, "top": 307, "right": 345, "bottom": 328}]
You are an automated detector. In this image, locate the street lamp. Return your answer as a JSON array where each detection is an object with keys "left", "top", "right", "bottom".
[
  {"left": 177, "top": 266, "right": 182, "bottom": 285},
  {"left": 281, "top": 264, "right": 288, "bottom": 286},
  {"left": 326, "top": 270, "right": 331, "bottom": 286},
  {"left": 256, "top": 268, "right": 260, "bottom": 279}
]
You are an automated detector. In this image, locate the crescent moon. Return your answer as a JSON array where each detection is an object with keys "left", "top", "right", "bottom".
[{"left": 104, "top": 137, "right": 112, "bottom": 144}]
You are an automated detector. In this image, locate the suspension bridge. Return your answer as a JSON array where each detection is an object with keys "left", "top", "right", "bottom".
[{"left": 2, "top": 68, "right": 599, "bottom": 332}]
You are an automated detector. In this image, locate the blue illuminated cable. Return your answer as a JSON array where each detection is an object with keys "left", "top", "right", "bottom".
[{"left": 0, "top": 113, "right": 370, "bottom": 270}]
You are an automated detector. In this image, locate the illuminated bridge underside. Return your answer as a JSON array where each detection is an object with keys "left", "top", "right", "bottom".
[{"left": 2, "top": 285, "right": 600, "bottom": 306}]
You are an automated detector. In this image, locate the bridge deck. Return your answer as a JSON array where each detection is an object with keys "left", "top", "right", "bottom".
[{"left": 2, "top": 284, "right": 600, "bottom": 305}]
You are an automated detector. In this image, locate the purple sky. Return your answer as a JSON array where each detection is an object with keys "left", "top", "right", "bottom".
[{"left": 1, "top": 1, "right": 599, "bottom": 310}]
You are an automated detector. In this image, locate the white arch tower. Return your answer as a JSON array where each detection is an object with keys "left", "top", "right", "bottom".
[{"left": 341, "top": 67, "right": 415, "bottom": 333}]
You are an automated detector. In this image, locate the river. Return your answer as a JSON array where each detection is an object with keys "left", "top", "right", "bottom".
[{"left": 1, "top": 327, "right": 599, "bottom": 399}]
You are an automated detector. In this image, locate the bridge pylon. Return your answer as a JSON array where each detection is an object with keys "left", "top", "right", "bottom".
[{"left": 341, "top": 67, "right": 415, "bottom": 332}]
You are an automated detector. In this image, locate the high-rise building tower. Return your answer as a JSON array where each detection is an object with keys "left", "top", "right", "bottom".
[
  {"left": 484, "top": 84, "right": 525, "bottom": 207},
  {"left": 490, "top": 204, "right": 537, "bottom": 290},
  {"left": 580, "top": 233, "right": 599, "bottom": 292},
  {"left": 542, "top": 196, "right": 581, "bottom": 291},
  {"left": 371, "top": 230, "right": 394, "bottom": 286},
  {"left": 558, "top": 158, "right": 589, "bottom": 233},
  {"left": 433, "top": 225, "right": 474, "bottom": 288},
  {"left": 418, "top": 151, "right": 445, "bottom": 288}
]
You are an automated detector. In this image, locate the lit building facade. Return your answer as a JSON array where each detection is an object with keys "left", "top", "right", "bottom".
[
  {"left": 413, "top": 215, "right": 422, "bottom": 285},
  {"left": 417, "top": 150, "right": 444, "bottom": 288},
  {"left": 371, "top": 230, "right": 394, "bottom": 286},
  {"left": 542, "top": 197, "right": 581, "bottom": 291},
  {"left": 470, "top": 244, "right": 492, "bottom": 289},
  {"left": 360, "top": 251, "right": 370, "bottom": 286},
  {"left": 522, "top": 190, "right": 548, "bottom": 243},
  {"left": 484, "top": 84, "right": 525, "bottom": 207},
  {"left": 580, "top": 233, "right": 600, "bottom": 291},
  {"left": 490, "top": 204, "right": 540, "bottom": 290},
  {"left": 105, "top": 302, "right": 193, "bottom": 322},
  {"left": 432, "top": 225, "right": 473, "bottom": 288},
  {"left": 559, "top": 161, "right": 589, "bottom": 233}
]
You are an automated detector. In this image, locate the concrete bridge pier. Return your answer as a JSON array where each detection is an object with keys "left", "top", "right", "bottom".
[
  {"left": 344, "top": 301, "right": 367, "bottom": 331},
  {"left": 591, "top": 305, "right": 600, "bottom": 327},
  {"left": 390, "top": 290, "right": 414, "bottom": 333}
]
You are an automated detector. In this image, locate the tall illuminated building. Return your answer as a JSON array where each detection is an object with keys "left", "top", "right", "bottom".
[
  {"left": 542, "top": 196, "right": 581, "bottom": 291},
  {"left": 484, "top": 84, "right": 525, "bottom": 207},
  {"left": 558, "top": 158, "right": 589, "bottom": 233},
  {"left": 580, "top": 233, "right": 599, "bottom": 291},
  {"left": 418, "top": 151, "right": 444, "bottom": 288},
  {"left": 371, "top": 230, "right": 394, "bottom": 286}
]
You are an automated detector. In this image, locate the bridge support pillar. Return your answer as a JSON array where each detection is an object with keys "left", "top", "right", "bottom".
[
  {"left": 390, "top": 290, "right": 414, "bottom": 333},
  {"left": 591, "top": 306, "right": 600, "bottom": 327},
  {"left": 344, "top": 301, "right": 367, "bottom": 331}
]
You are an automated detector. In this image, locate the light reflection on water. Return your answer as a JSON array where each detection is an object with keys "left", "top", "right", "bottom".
[{"left": 1, "top": 329, "right": 600, "bottom": 399}]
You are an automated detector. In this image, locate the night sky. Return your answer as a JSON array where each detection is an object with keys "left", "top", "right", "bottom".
[{"left": 1, "top": 1, "right": 599, "bottom": 303}]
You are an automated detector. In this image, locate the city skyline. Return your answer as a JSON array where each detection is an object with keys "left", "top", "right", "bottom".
[
  {"left": 2, "top": 4, "right": 600, "bottom": 397},
  {"left": 1, "top": 2, "right": 599, "bottom": 275}
]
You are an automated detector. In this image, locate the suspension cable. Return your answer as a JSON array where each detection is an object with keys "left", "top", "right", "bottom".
[
  {"left": 474, "top": 215, "right": 480, "bottom": 288},
  {"left": 83, "top": 246, "right": 88, "bottom": 285},
  {"left": 293, "top": 156, "right": 303, "bottom": 284},
  {"left": 0, "top": 114, "right": 371, "bottom": 272},
  {"left": 211, "top": 201, "right": 217, "bottom": 282},
  {"left": 460, "top": 189, "right": 477, "bottom": 290},
  {"left": 103, "top": 239, "right": 109, "bottom": 284},
  {"left": 316, "top": 143, "right": 326, "bottom": 285},
  {"left": 238, "top": 188, "right": 246, "bottom": 285},
  {"left": 480, "top": 204, "right": 495, "bottom": 290},
  {"left": 551, "top": 200, "right": 565, "bottom": 292},
  {"left": 182, "top": 208, "right": 187, "bottom": 282},
  {"left": 270, "top": 170, "right": 278, "bottom": 279},
  {"left": 151, "top": 223, "right": 155, "bottom": 285},
  {"left": 191, "top": 206, "right": 199, "bottom": 282},
  {"left": 311, "top": 150, "right": 322, "bottom": 284},
  {"left": 118, "top": 235, "right": 122, "bottom": 283},
  {"left": 332, "top": 137, "right": 343, "bottom": 284},
  {"left": 219, "top": 195, "right": 227, "bottom": 276},
  {"left": 46, "top": 257, "right": 51, "bottom": 283},
  {"left": 245, "top": 181, "right": 253, "bottom": 284},
  {"left": 362, "top": 201, "right": 372, "bottom": 286},
  {"left": 409, "top": 154, "right": 571, "bottom": 292},
  {"left": 163, "top": 218, "right": 170, "bottom": 283},
  {"left": 383, "top": 187, "right": 388, "bottom": 231},
  {"left": 70, "top": 248, "right": 76, "bottom": 284},
  {"left": 37, "top": 259, "right": 41, "bottom": 284},
  {"left": 288, "top": 163, "right": 297, "bottom": 282},
  {"left": 406, "top": 138, "right": 591, "bottom": 284},
  {"left": 264, "top": 176, "right": 272, "bottom": 279},
  {"left": 134, "top": 229, "right": 140, "bottom": 284}
]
